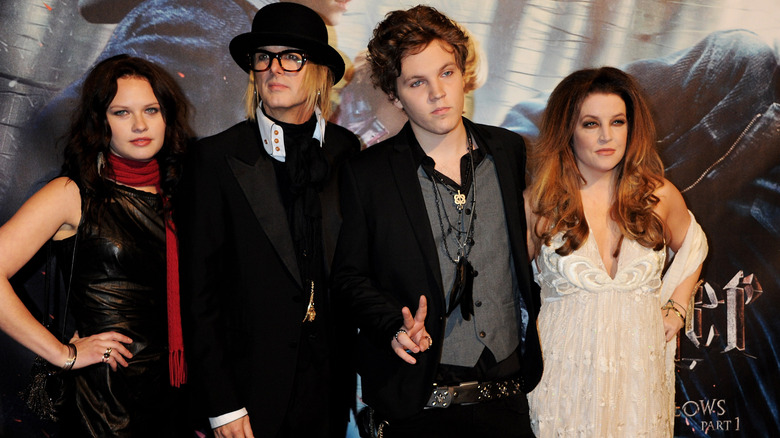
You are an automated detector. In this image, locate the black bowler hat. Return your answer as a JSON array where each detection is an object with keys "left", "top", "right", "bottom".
[{"left": 229, "top": 2, "right": 345, "bottom": 84}]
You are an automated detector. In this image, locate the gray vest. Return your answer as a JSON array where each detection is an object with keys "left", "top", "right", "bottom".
[{"left": 418, "top": 154, "right": 526, "bottom": 367}]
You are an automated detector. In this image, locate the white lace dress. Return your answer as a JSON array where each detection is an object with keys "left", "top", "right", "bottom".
[
  {"left": 528, "top": 232, "right": 670, "bottom": 437},
  {"left": 528, "top": 213, "right": 707, "bottom": 437}
]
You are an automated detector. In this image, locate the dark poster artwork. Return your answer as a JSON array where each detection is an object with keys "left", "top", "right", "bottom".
[{"left": 0, "top": 0, "right": 777, "bottom": 436}]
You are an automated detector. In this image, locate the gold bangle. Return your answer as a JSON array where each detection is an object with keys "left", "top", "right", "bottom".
[
  {"left": 667, "top": 298, "right": 687, "bottom": 319},
  {"left": 662, "top": 303, "right": 685, "bottom": 324},
  {"left": 670, "top": 307, "right": 685, "bottom": 323},
  {"left": 63, "top": 343, "right": 77, "bottom": 371}
]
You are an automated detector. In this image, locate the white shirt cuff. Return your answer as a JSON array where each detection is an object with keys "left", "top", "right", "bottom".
[{"left": 209, "top": 407, "right": 248, "bottom": 429}]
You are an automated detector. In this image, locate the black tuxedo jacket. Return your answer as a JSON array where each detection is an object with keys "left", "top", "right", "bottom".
[
  {"left": 178, "top": 119, "right": 359, "bottom": 435},
  {"left": 332, "top": 119, "right": 543, "bottom": 420}
]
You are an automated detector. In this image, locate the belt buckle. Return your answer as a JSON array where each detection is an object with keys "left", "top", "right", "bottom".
[
  {"left": 426, "top": 385, "right": 453, "bottom": 408},
  {"left": 453, "top": 381, "right": 480, "bottom": 406}
]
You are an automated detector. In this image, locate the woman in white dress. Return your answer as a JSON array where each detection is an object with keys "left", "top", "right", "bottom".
[{"left": 524, "top": 67, "right": 708, "bottom": 437}]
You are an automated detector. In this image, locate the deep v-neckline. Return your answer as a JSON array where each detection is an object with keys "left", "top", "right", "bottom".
[{"left": 586, "top": 229, "right": 623, "bottom": 280}]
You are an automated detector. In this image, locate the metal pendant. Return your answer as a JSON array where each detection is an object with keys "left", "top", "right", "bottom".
[
  {"left": 303, "top": 281, "right": 316, "bottom": 322},
  {"left": 453, "top": 190, "right": 466, "bottom": 211}
]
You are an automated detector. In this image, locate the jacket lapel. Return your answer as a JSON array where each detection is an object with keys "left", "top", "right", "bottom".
[
  {"left": 226, "top": 152, "right": 303, "bottom": 289},
  {"left": 318, "top": 145, "right": 339, "bottom": 277},
  {"left": 389, "top": 127, "right": 445, "bottom": 297},
  {"left": 468, "top": 120, "right": 526, "bottom": 245}
]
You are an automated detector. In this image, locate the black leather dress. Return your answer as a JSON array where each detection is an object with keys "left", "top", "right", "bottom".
[{"left": 56, "top": 183, "right": 188, "bottom": 437}]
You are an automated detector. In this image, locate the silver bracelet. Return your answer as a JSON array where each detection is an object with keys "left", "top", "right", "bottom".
[{"left": 63, "top": 343, "right": 77, "bottom": 371}]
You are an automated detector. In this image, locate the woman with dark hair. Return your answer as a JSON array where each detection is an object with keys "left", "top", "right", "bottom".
[
  {"left": 0, "top": 54, "right": 192, "bottom": 436},
  {"left": 524, "top": 67, "right": 708, "bottom": 436}
]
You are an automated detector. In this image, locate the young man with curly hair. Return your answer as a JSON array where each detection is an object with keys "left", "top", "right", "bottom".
[{"left": 333, "top": 6, "right": 542, "bottom": 437}]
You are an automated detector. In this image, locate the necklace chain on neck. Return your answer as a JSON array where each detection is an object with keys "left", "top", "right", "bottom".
[{"left": 430, "top": 132, "right": 477, "bottom": 264}]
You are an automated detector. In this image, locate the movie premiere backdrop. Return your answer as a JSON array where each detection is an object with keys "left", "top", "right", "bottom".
[{"left": 0, "top": 0, "right": 778, "bottom": 436}]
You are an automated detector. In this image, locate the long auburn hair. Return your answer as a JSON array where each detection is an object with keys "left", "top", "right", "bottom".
[
  {"left": 61, "top": 54, "right": 192, "bottom": 220},
  {"left": 528, "top": 67, "right": 665, "bottom": 256}
]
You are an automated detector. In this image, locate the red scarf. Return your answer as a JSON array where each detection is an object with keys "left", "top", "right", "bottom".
[{"left": 108, "top": 153, "right": 186, "bottom": 387}]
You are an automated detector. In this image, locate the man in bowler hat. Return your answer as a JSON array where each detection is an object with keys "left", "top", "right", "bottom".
[{"left": 178, "top": 3, "right": 360, "bottom": 437}]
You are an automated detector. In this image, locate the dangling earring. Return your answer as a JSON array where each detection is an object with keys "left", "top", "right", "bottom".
[{"left": 97, "top": 151, "right": 106, "bottom": 176}]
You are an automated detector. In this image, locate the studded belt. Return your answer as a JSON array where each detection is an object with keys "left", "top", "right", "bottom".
[{"left": 423, "top": 377, "right": 524, "bottom": 408}]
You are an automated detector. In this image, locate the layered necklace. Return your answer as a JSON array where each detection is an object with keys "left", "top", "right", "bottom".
[{"left": 429, "top": 131, "right": 478, "bottom": 321}]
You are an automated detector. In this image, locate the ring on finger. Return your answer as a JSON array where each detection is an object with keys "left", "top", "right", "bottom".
[
  {"left": 103, "top": 347, "right": 112, "bottom": 360},
  {"left": 424, "top": 335, "right": 433, "bottom": 347},
  {"left": 394, "top": 328, "right": 408, "bottom": 343}
]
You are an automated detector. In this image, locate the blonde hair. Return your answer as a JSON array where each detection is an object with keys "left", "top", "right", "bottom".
[
  {"left": 244, "top": 63, "right": 334, "bottom": 121},
  {"left": 462, "top": 25, "right": 487, "bottom": 93}
]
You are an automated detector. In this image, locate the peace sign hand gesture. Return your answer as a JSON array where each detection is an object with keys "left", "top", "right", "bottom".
[{"left": 390, "top": 295, "right": 433, "bottom": 364}]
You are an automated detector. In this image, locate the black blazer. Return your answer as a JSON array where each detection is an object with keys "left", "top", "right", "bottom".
[
  {"left": 332, "top": 119, "right": 543, "bottom": 420},
  {"left": 178, "top": 119, "right": 359, "bottom": 435}
]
